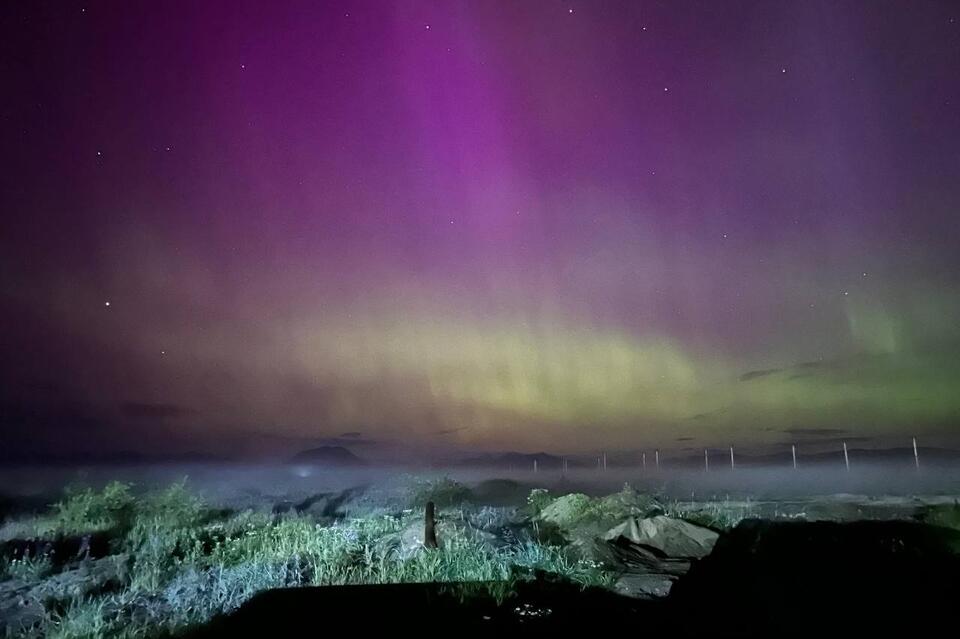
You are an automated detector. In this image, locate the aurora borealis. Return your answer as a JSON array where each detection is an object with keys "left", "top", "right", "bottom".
[{"left": 2, "top": 1, "right": 959, "bottom": 460}]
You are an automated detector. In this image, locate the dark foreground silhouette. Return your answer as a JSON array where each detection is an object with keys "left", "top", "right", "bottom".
[{"left": 186, "top": 519, "right": 960, "bottom": 637}]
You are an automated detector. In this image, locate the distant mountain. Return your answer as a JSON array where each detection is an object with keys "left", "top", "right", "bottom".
[
  {"left": 458, "top": 451, "right": 563, "bottom": 469},
  {"left": 289, "top": 446, "right": 365, "bottom": 466}
]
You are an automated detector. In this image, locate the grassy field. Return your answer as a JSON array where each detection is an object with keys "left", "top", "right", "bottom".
[
  {"left": 3, "top": 473, "right": 959, "bottom": 638},
  {"left": 0, "top": 478, "right": 619, "bottom": 638}
]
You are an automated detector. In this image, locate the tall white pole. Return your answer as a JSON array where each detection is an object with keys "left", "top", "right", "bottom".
[
  {"left": 729, "top": 445, "right": 735, "bottom": 470},
  {"left": 791, "top": 444, "right": 797, "bottom": 469},
  {"left": 913, "top": 437, "right": 920, "bottom": 470},
  {"left": 655, "top": 449, "right": 660, "bottom": 470},
  {"left": 843, "top": 441, "right": 850, "bottom": 472},
  {"left": 704, "top": 448, "right": 709, "bottom": 472},
  {"left": 603, "top": 452, "right": 607, "bottom": 471},
  {"left": 642, "top": 452, "right": 646, "bottom": 470},
  {"left": 533, "top": 459, "right": 538, "bottom": 473}
]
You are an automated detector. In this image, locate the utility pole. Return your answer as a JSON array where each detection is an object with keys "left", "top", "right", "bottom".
[
  {"left": 729, "top": 445, "right": 735, "bottom": 470},
  {"left": 843, "top": 441, "right": 850, "bottom": 472},
  {"left": 704, "top": 448, "right": 709, "bottom": 472},
  {"left": 913, "top": 437, "right": 920, "bottom": 470},
  {"left": 792, "top": 444, "right": 797, "bottom": 469}
]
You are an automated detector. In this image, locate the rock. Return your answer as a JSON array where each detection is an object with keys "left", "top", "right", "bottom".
[
  {"left": 31, "top": 555, "right": 127, "bottom": 601},
  {"left": 0, "top": 554, "right": 128, "bottom": 634},
  {"left": 396, "top": 517, "right": 499, "bottom": 559},
  {"left": 538, "top": 490, "right": 663, "bottom": 534},
  {"left": 0, "top": 580, "right": 44, "bottom": 635},
  {"left": 612, "top": 572, "right": 676, "bottom": 599},
  {"left": 604, "top": 516, "right": 718, "bottom": 559}
]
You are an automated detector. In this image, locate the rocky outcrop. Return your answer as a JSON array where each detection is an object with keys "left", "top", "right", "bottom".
[
  {"left": 604, "top": 515, "right": 718, "bottom": 559},
  {"left": 603, "top": 515, "right": 719, "bottom": 599}
]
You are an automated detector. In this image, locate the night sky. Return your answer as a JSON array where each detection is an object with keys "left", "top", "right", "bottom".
[{"left": 2, "top": 1, "right": 959, "bottom": 461}]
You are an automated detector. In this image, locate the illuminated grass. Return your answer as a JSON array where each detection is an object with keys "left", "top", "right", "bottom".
[{"left": 1, "top": 482, "right": 613, "bottom": 638}]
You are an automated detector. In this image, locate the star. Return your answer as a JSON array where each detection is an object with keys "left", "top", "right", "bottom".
[
  {"left": 568, "top": 8, "right": 574, "bottom": 14},
  {"left": 425, "top": 24, "right": 430, "bottom": 30},
  {"left": 722, "top": 233, "right": 728, "bottom": 239},
  {"left": 663, "top": 87, "right": 669, "bottom": 92},
  {"left": 240, "top": 64, "right": 246, "bottom": 70},
  {"left": 104, "top": 301, "right": 110, "bottom": 307},
  {"left": 96, "top": 150, "right": 102, "bottom": 157},
  {"left": 781, "top": 68, "right": 786, "bottom": 73}
]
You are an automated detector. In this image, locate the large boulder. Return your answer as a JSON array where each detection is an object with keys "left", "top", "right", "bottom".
[{"left": 604, "top": 516, "right": 718, "bottom": 559}]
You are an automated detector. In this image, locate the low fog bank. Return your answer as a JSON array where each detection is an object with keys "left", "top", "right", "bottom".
[{"left": 1, "top": 460, "right": 959, "bottom": 510}]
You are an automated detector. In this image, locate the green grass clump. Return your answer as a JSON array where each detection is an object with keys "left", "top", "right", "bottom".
[
  {"left": 2, "top": 554, "right": 54, "bottom": 581},
  {"left": 917, "top": 502, "right": 960, "bottom": 531},
  {"left": 660, "top": 499, "right": 760, "bottom": 531},
  {"left": 0, "top": 481, "right": 138, "bottom": 541},
  {"left": 536, "top": 485, "right": 660, "bottom": 531},
  {"left": 54, "top": 481, "right": 137, "bottom": 536},
  {"left": 526, "top": 488, "right": 554, "bottom": 515}
]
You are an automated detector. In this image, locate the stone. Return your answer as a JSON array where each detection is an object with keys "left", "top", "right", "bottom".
[{"left": 604, "top": 516, "right": 718, "bottom": 559}]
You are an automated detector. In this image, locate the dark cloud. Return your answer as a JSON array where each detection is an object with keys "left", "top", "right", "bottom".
[
  {"left": 739, "top": 369, "right": 782, "bottom": 382},
  {"left": 435, "top": 427, "right": 470, "bottom": 436},
  {"left": 783, "top": 435, "right": 874, "bottom": 447},
  {"left": 797, "top": 361, "right": 832, "bottom": 369},
  {"left": 818, "top": 436, "right": 873, "bottom": 445},
  {"left": 783, "top": 428, "right": 847, "bottom": 436},
  {"left": 314, "top": 435, "right": 378, "bottom": 448},
  {"left": 120, "top": 403, "right": 195, "bottom": 420},
  {"left": 685, "top": 408, "right": 729, "bottom": 421}
]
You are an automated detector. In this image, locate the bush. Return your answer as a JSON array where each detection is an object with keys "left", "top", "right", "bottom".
[
  {"left": 406, "top": 477, "right": 473, "bottom": 508},
  {"left": 526, "top": 488, "right": 554, "bottom": 515},
  {"left": 52, "top": 481, "right": 136, "bottom": 536}
]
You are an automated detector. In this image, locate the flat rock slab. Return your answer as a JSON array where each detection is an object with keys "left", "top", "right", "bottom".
[{"left": 605, "top": 516, "right": 719, "bottom": 559}]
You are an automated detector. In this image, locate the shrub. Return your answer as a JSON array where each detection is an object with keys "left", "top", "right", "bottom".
[
  {"left": 52, "top": 481, "right": 136, "bottom": 536},
  {"left": 526, "top": 488, "right": 554, "bottom": 515},
  {"left": 406, "top": 477, "right": 473, "bottom": 508}
]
